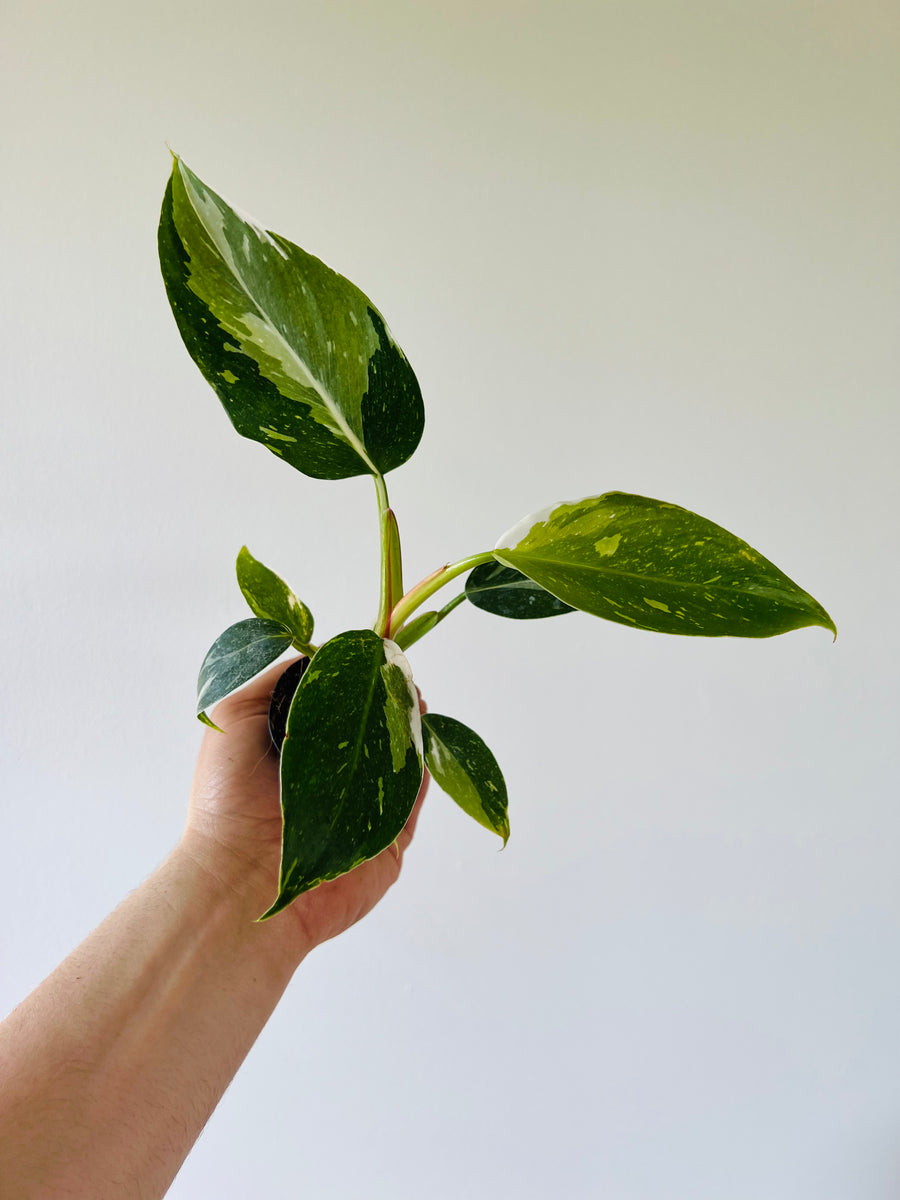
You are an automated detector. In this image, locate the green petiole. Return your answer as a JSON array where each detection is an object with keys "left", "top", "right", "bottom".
[
  {"left": 387, "top": 551, "right": 495, "bottom": 641},
  {"left": 393, "top": 591, "right": 468, "bottom": 651}
]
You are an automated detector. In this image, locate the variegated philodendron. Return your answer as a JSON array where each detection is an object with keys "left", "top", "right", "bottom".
[{"left": 159, "top": 156, "right": 835, "bottom": 918}]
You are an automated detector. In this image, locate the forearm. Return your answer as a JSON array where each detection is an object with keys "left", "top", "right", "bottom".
[{"left": 0, "top": 845, "right": 309, "bottom": 1199}]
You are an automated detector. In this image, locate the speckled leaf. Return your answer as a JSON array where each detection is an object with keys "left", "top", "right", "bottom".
[
  {"left": 495, "top": 492, "right": 836, "bottom": 638},
  {"left": 236, "top": 546, "right": 314, "bottom": 649},
  {"left": 263, "top": 630, "right": 423, "bottom": 917},
  {"left": 465, "top": 560, "right": 575, "bottom": 620},
  {"left": 159, "top": 157, "right": 424, "bottom": 480},
  {"left": 422, "top": 714, "right": 509, "bottom": 844},
  {"left": 196, "top": 618, "right": 293, "bottom": 725}
]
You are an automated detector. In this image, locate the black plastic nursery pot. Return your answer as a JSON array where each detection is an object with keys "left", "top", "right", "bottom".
[{"left": 267, "top": 656, "right": 310, "bottom": 754}]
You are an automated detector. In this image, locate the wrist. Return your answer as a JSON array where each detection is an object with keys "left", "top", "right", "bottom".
[{"left": 171, "top": 833, "right": 313, "bottom": 976}]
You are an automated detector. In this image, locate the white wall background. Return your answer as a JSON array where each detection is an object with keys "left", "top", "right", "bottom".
[{"left": 2, "top": 1, "right": 898, "bottom": 1196}]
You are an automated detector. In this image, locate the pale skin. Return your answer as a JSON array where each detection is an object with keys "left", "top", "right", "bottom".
[{"left": 0, "top": 659, "right": 428, "bottom": 1199}]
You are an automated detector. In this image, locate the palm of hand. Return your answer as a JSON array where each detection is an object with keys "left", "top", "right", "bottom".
[{"left": 184, "top": 658, "right": 427, "bottom": 951}]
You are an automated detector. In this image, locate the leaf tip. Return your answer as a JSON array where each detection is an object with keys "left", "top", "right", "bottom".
[
  {"left": 810, "top": 602, "right": 837, "bottom": 641},
  {"left": 197, "top": 711, "right": 225, "bottom": 734}
]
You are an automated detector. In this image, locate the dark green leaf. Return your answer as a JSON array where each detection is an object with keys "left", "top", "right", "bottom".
[
  {"left": 236, "top": 546, "right": 314, "bottom": 648},
  {"left": 196, "top": 618, "right": 293, "bottom": 723},
  {"left": 159, "top": 157, "right": 424, "bottom": 480},
  {"left": 422, "top": 714, "right": 509, "bottom": 845},
  {"left": 495, "top": 492, "right": 835, "bottom": 638},
  {"left": 465, "top": 560, "right": 575, "bottom": 620},
  {"left": 263, "top": 630, "right": 423, "bottom": 917}
]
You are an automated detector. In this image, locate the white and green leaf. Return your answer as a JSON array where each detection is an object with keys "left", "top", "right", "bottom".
[
  {"left": 465, "top": 560, "right": 575, "bottom": 620},
  {"left": 196, "top": 617, "right": 294, "bottom": 726},
  {"left": 422, "top": 714, "right": 509, "bottom": 845},
  {"left": 495, "top": 492, "right": 836, "bottom": 639},
  {"left": 159, "top": 157, "right": 424, "bottom": 480},
  {"left": 263, "top": 631, "right": 423, "bottom": 917},
  {"left": 236, "top": 546, "right": 314, "bottom": 650}
]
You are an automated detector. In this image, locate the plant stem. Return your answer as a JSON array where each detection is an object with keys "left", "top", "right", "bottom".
[
  {"left": 436, "top": 590, "right": 468, "bottom": 621},
  {"left": 392, "top": 590, "right": 468, "bottom": 652},
  {"left": 291, "top": 638, "right": 319, "bottom": 656},
  {"left": 373, "top": 471, "right": 390, "bottom": 527},
  {"left": 372, "top": 472, "right": 394, "bottom": 638},
  {"left": 387, "top": 551, "right": 495, "bottom": 640}
]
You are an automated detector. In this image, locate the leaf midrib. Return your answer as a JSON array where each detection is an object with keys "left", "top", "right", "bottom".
[{"left": 501, "top": 551, "right": 802, "bottom": 604}]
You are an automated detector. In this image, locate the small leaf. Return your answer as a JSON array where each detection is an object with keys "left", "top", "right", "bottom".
[
  {"left": 263, "top": 631, "right": 423, "bottom": 917},
  {"left": 465, "top": 560, "right": 575, "bottom": 620},
  {"left": 196, "top": 618, "right": 293, "bottom": 721},
  {"left": 159, "top": 157, "right": 424, "bottom": 480},
  {"left": 393, "top": 610, "right": 439, "bottom": 651},
  {"left": 236, "top": 546, "right": 314, "bottom": 648},
  {"left": 495, "top": 492, "right": 836, "bottom": 639},
  {"left": 422, "top": 714, "right": 509, "bottom": 845}
]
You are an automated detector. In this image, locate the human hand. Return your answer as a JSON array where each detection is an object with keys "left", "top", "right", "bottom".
[{"left": 181, "top": 657, "right": 428, "bottom": 957}]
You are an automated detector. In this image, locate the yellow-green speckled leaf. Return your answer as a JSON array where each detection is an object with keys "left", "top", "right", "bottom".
[
  {"left": 236, "top": 546, "right": 314, "bottom": 650},
  {"left": 263, "top": 630, "right": 423, "bottom": 918},
  {"left": 495, "top": 492, "right": 835, "bottom": 639},
  {"left": 159, "top": 158, "right": 424, "bottom": 480},
  {"left": 422, "top": 713, "right": 509, "bottom": 844}
]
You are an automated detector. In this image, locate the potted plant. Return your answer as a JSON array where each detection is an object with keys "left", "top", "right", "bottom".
[{"left": 158, "top": 156, "right": 835, "bottom": 919}]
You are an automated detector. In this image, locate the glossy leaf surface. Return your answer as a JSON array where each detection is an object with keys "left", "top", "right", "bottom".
[
  {"left": 196, "top": 618, "right": 293, "bottom": 725},
  {"left": 236, "top": 546, "right": 314, "bottom": 649},
  {"left": 159, "top": 157, "right": 424, "bottom": 479},
  {"left": 495, "top": 492, "right": 835, "bottom": 639},
  {"left": 422, "top": 714, "right": 509, "bottom": 844},
  {"left": 264, "top": 631, "right": 423, "bottom": 917},
  {"left": 465, "top": 560, "right": 575, "bottom": 620}
]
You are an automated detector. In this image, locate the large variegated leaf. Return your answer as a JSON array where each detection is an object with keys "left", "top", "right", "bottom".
[
  {"left": 159, "top": 157, "right": 424, "bottom": 479},
  {"left": 465, "top": 560, "right": 575, "bottom": 620},
  {"left": 263, "top": 630, "right": 423, "bottom": 917},
  {"left": 196, "top": 618, "right": 293, "bottom": 727},
  {"left": 422, "top": 714, "right": 509, "bottom": 844},
  {"left": 236, "top": 546, "right": 314, "bottom": 649},
  {"left": 495, "top": 492, "right": 836, "bottom": 639}
]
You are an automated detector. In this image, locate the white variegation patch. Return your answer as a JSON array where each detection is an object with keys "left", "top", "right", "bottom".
[
  {"left": 495, "top": 496, "right": 588, "bottom": 551},
  {"left": 382, "top": 639, "right": 423, "bottom": 758}
]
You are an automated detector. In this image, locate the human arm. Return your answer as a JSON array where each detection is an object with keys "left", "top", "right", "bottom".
[{"left": 0, "top": 660, "right": 427, "bottom": 1199}]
